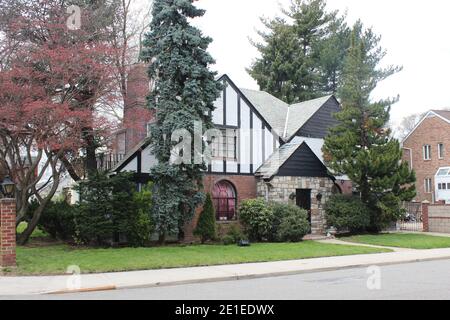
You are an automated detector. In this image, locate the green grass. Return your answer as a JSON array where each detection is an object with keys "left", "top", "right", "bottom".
[
  {"left": 16, "top": 241, "right": 390, "bottom": 275},
  {"left": 342, "top": 233, "right": 450, "bottom": 249}
]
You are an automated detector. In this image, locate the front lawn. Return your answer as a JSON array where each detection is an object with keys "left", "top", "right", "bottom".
[
  {"left": 342, "top": 233, "right": 450, "bottom": 249},
  {"left": 16, "top": 241, "right": 390, "bottom": 275}
]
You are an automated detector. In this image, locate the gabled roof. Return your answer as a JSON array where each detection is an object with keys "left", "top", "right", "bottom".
[
  {"left": 238, "top": 87, "right": 335, "bottom": 141},
  {"left": 402, "top": 110, "right": 450, "bottom": 144},
  {"left": 255, "top": 136, "right": 348, "bottom": 180},
  {"left": 284, "top": 95, "right": 334, "bottom": 141},
  {"left": 240, "top": 89, "right": 289, "bottom": 138}
]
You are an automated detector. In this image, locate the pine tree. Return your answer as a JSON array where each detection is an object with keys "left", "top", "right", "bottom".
[
  {"left": 142, "top": 0, "right": 222, "bottom": 243},
  {"left": 323, "top": 22, "right": 416, "bottom": 231},
  {"left": 248, "top": 0, "right": 347, "bottom": 103},
  {"left": 194, "top": 194, "right": 217, "bottom": 244}
]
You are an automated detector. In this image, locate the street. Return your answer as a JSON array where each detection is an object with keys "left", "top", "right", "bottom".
[{"left": 3, "top": 259, "right": 450, "bottom": 300}]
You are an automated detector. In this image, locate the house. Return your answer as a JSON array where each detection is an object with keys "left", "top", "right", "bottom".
[
  {"left": 113, "top": 67, "right": 352, "bottom": 240},
  {"left": 402, "top": 110, "right": 450, "bottom": 203}
]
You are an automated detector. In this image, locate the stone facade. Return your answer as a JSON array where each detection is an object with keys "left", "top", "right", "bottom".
[
  {"left": 257, "top": 176, "right": 335, "bottom": 235},
  {"left": 402, "top": 113, "right": 450, "bottom": 203}
]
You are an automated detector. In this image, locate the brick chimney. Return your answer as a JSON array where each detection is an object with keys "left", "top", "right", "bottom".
[{"left": 117, "top": 63, "right": 154, "bottom": 154}]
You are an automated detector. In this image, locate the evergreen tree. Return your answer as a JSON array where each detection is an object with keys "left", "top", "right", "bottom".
[
  {"left": 194, "top": 194, "right": 217, "bottom": 244},
  {"left": 248, "top": 0, "right": 347, "bottom": 103},
  {"left": 323, "top": 22, "right": 416, "bottom": 231},
  {"left": 142, "top": 0, "right": 222, "bottom": 243}
]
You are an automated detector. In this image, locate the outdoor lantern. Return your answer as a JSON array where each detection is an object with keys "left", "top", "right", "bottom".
[
  {"left": 0, "top": 177, "right": 15, "bottom": 198},
  {"left": 316, "top": 193, "right": 323, "bottom": 203}
]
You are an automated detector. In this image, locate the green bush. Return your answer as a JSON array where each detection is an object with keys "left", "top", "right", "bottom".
[
  {"left": 239, "top": 198, "right": 274, "bottom": 241},
  {"left": 36, "top": 199, "right": 76, "bottom": 241},
  {"left": 194, "top": 194, "right": 217, "bottom": 244},
  {"left": 74, "top": 172, "right": 152, "bottom": 246},
  {"left": 325, "top": 194, "right": 370, "bottom": 233},
  {"left": 269, "top": 202, "right": 308, "bottom": 242},
  {"left": 129, "top": 183, "right": 155, "bottom": 247},
  {"left": 227, "top": 224, "right": 245, "bottom": 243},
  {"left": 222, "top": 235, "right": 236, "bottom": 246},
  {"left": 277, "top": 208, "right": 310, "bottom": 242}
]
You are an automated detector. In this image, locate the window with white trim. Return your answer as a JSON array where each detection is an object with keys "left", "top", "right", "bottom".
[
  {"left": 423, "top": 145, "right": 431, "bottom": 160},
  {"left": 438, "top": 143, "right": 444, "bottom": 159},
  {"left": 211, "top": 129, "right": 238, "bottom": 161},
  {"left": 424, "top": 178, "right": 432, "bottom": 193}
]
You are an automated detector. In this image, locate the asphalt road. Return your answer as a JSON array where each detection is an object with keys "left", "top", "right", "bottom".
[{"left": 4, "top": 259, "right": 450, "bottom": 300}]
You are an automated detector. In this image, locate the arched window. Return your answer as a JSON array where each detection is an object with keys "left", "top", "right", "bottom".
[{"left": 212, "top": 180, "right": 237, "bottom": 221}]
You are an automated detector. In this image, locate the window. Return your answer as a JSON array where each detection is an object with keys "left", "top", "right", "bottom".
[
  {"left": 423, "top": 145, "right": 431, "bottom": 160},
  {"left": 438, "top": 143, "right": 445, "bottom": 159},
  {"left": 424, "top": 178, "right": 433, "bottom": 193},
  {"left": 211, "top": 129, "right": 238, "bottom": 161},
  {"left": 212, "top": 180, "right": 237, "bottom": 221}
]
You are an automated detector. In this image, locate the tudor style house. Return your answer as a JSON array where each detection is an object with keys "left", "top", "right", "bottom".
[
  {"left": 402, "top": 110, "right": 450, "bottom": 203},
  {"left": 113, "top": 64, "right": 351, "bottom": 240}
]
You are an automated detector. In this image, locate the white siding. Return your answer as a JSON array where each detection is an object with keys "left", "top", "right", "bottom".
[
  {"left": 240, "top": 101, "right": 251, "bottom": 173},
  {"left": 264, "top": 127, "right": 274, "bottom": 161},
  {"left": 141, "top": 145, "right": 158, "bottom": 174},
  {"left": 122, "top": 157, "right": 138, "bottom": 172},
  {"left": 212, "top": 90, "right": 224, "bottom": 125},
  {"left": 253, "top": 115, "right": 263, "bottom": 170},
  {"left": 211, "top": 159, "right": 224, "bottom": 172},
  {"left": 226, "top": 85, "right": 238, "bottom": 126}
]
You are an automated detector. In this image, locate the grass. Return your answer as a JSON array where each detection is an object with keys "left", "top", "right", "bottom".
[
  {"left": 342, "top": 233, "right": 450, "bottom": 249},
  {"left": 16, "top": 241, "right": 390, "bottom": 275}
]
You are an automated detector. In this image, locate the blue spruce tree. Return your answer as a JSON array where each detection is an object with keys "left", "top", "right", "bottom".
[{"left": 142, "top": 0, "right": 222, "bottom": 243}]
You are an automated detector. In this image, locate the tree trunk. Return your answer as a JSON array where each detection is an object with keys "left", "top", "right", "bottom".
[
  {"left": 83, "top": 128, "right": 98, "bottom": 178},
  {"left": 17, "top": 199, "right": 48, "bottom": 245},
  {"left": 158, "top": 232, "right": 166, "bottom": 245}
]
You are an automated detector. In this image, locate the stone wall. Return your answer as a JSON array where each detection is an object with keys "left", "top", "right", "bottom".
[{"left": 257, "top": 176, "right": 335, "bottom": 235}]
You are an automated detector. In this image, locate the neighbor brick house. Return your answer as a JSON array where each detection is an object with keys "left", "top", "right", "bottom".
[
  {"left": 112, "top": 64, "right": 352, "bottom": 240},
  {"left": 402, "top": 110, "right": 450, "bottom": 203}
]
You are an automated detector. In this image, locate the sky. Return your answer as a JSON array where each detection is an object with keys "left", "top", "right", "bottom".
[{"left": 135, "top": 0, "right": 450, "bottom": 126}]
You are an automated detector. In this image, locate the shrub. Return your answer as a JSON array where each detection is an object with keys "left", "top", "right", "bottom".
[
  {"left": 277, "top": 208, "right": 310, "bottom": 242},
  {"left": 239, "top": 198, "right": 274, "bottom": 241},
  {"left": 73, "top": 172, "right": 147, "bottom": 246},
  {"left": 194, "top": 194, "right": 217, "bottom": 244},
  {"left": 35, "top": 199, "right": 76, "bottom": 241},
  {"left": 129, "top": 183, "right": 155, "bottom": 247},
  {"left": 325, "top": 194, "right": 370, "bottom": 233},
  {"left": 222, "top": 235, "right": 235, "bottom": 246},
  {"left": 227, "top": 224, "right": 245, "bottom": 243},
  {"left": 269, "top": 202, "right": 308, "bottom": 242}
]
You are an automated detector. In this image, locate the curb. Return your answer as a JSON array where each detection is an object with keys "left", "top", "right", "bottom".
[{"left": 43, "top": 254, "right": 450, "bottom": 295}]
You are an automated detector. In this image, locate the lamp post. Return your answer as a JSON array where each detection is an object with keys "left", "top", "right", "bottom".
[{"left": 0, "top": 177, "right": 15, "bottom": 199}]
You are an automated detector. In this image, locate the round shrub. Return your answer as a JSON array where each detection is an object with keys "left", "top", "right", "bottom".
[
  {"left": 325, "top": 194, "right": 370, "bottom": 233},
  {"left": 269, "top": 202, "right": 308, "bottom": 242},
  {"left": 222, "top": 235, "right": 236, "bottom": 246},
  {"left": 276, "top": 209, "right": 310, "bottom": 242},
  {"left": 238, "top": 198, "right": 274, "bottom": 241}
]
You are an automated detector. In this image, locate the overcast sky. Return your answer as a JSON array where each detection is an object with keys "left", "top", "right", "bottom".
[{"left": 136, "top": 0, "right": 450, "bottom": 125}]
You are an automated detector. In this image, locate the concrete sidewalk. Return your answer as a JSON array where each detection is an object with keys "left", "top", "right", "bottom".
[{"left": 3, "top": 243, "right": 450, "bottom": 296}]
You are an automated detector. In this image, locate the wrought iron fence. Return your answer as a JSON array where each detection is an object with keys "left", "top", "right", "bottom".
[{"left": 399, "top": 202, "right": 423, "bottom": 232}]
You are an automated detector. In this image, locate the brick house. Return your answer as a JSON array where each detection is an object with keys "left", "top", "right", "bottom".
[
  {"left": 402, "top": 110, "right": 450, "bottom": 203},
  {"left": 113, "top": 65, "right": 352, "bottom": 239}
]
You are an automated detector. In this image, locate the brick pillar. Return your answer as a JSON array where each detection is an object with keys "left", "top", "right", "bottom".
[
  {"left": 422, "top": 201, "right": 429, "bottom": 232},
  {"left": 0, "top": 199, "right": 16, "bottom": 268}
]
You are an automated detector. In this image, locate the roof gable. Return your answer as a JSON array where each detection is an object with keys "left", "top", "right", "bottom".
[{"left": 403, "top": 110, "right": 450, "bottom": 144}]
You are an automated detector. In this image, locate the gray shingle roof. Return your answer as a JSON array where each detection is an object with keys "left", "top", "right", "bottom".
[
  {"left": 285, "top": 95, "right": 333, "bottom": 140},
  {"left": 240, "top": 89, "right": 332, "bottom": 141},
  {"left": 240, "top": 89, "right": 289, "bottom": 138}
]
